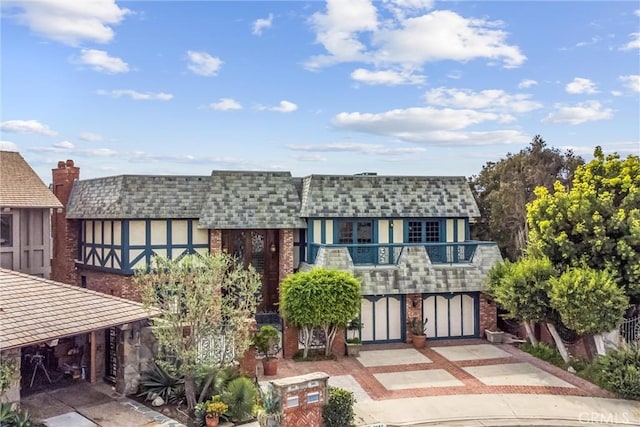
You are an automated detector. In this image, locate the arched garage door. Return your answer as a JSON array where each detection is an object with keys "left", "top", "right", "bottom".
[
  {"left": 360, "top": 295, "right": 405, "bottom": 343},
  {"left": 422, "top": 292, "right": 479, "bottom": 339}
]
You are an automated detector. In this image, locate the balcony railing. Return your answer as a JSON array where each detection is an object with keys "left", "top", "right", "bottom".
[{"left": 308, "top": 241, "right": 496, "bottom": 266}]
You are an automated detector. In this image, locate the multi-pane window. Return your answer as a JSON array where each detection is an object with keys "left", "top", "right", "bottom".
[
  {"left": 0, "top": 214, "right": 12, "bottom": 247},
  {"left": 337, "top": 220, "right": 372, "bottom": 244},
  {"left": 407, "top": 220, "right": 441, "bottom": 243}
]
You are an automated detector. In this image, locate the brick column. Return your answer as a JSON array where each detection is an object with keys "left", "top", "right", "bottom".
[
  {"left": 279, "top": 229, "right": 294, "bottom": 283},
  {"left": 271, "top": 372, "right": 329, "bottom": 427},
  {"left": 51, "top": 159, "right": 80, "bottom": 285},
  {"left": 479, "top": 293, "right": 497, "bottom": 334},
  {"left": 283, "top": 322, "right": 299, "bottom": 359},
  {"left": 209, "top": 229, "right": 222, "bottom": 254},
  {"left": 405, "top": 293, "right": 422, "bottom": 342}
]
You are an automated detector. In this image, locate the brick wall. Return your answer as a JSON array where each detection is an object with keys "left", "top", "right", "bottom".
[
  {"left": 479, "top": 293, "right": 497, "bottom": 333},
  {"left": 283, "top": 322, "right": 299, "bottom": 359},
  {"left": 209, "top": 229, "right": 222, "bottom": 254},
  {"left": 78, "top": 268, "right": 140, "bottom": 301},
  {"left": 51, "top": 160, "right": 80, "bottom": 284}
]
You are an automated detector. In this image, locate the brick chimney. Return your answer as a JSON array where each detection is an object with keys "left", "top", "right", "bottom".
[{"left": 51, "top": 160, "right": 80, "bottom": 284}]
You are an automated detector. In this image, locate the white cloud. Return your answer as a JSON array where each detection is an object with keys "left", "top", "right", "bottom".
[
  {"left": 611, "top": 90, "right": 623, "bottom": 97},
  {"left": 209, "top": 98, "right": 243, "bottom": 111},
  {"left": 257, "top": 100, "right": 298, "bottom": 113},
  {"left": 53, "top": 141, "right": 74, "bottom": 149},
  {"left": 79, "top": 132, "right": 104, "bottom": 142},
  {"left": 350, "top": 68, "right": 425, "bottom": 85},
  {"left": 382, "top": 0, "right": 434, "bottom": 20},
  {"left": 332, "top": 106, "right": 521, "bottom": 144},
  {"left": 518, "top": 79, "right": 538, "bottom": 89},
  {"left": 0, "top": 119, "right": 57, "bottom": 136},
  {"left": 620, "top": 33, "right": 640, "bottom": 51},
  {"left": 6, "top": 0, "right": 130, "bottom": 46},
  {"left": 291, "top": 154, "right": 328, "bottom": 162},
  {"left": 86, "top": 148, "right": 117, "bottom": 156},
  {"left": 635, "top": 9, "right": 640, "bottom": 17},
  {"left": 543, "top": 101, "right": 613, "bottom": 125},
  {"left": 424, "top": 87, "right": 542, "bottom": 113},
  {"left": 287, "top": 142, "right": 426, "bottom": 155},
  {"left": 96, "top": 89, "right": 173, "bottom": 101},
  {"left": 0, "top": 141, "right": 18, "bottom": 151},
  {"left": 306, "top": 2, "right": 525, "bottom": 70},
  {"left": 565, "top": 77, "right": 598, "bottom": 94},
  {"left": 76, "top": 49, "right": 129, "bottom": 73},
  {"left": 619, "top": 75, "right": 640, "bottom": 93},
  {"left": 252, "top": 13, "right": 273, "bottom": 36},
  {"left": 306, "top": 0, "right": 378, "bottom": 68},
  {"left": 186, "top": 50, "right": 223, "bottom": 76}
]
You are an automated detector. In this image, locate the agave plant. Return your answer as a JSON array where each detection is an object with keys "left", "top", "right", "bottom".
[{"left": 137, "top": 361, "right": 184, "bottom": 403}]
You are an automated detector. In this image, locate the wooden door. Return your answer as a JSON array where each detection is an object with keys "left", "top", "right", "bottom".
[{"left": 222, "top": 229, "right": 280, "bottom": 312}]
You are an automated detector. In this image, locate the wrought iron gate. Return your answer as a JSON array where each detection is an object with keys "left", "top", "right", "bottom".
[{"left": 104, "top": 327, "right": 118, "bottom": 383}]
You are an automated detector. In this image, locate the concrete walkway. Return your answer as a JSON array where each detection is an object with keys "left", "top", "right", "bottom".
[
  {"left": 355, "top": 393, "right": 640, "bottom": 426},
  {"left": 21, "top": 382, "right": 186, "bottom": 427}
]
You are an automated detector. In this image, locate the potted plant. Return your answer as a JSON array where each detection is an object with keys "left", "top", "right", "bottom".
[
  {"left": 204, "top": 396, "right": 228, "bottom": 427},
  {"left": 407, "top": 317, "right": 428, "bottom": 349},
  {"left": 253, "top": 325, "right": 280, "bottom": 376},
  {"left": 485, "top": 329, "right": 505, "bottom": 343},
  {"left": 257, "top": 383, "right": 282, "bottom": 427},
  {"left": 345, "top": 319, "right": 363, "bottom": 357}
]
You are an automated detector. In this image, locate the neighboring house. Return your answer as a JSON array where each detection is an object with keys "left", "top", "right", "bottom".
[
  {"left": 51, "top": 161, "right": 501, "bottom": 358},
  {"left": 0, "top": 151, "right": 62, "bottom": 278},
  {"left": 0, "top": 268, "right": 154, "bottom": 402}
]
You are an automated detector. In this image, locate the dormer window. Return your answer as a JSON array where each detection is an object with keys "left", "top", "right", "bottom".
[{"left": 407, "top": 220, "right": 442, "bottom": 243}]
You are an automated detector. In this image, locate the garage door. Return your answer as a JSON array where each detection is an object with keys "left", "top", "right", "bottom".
[
  {"left": 422, "top": 292, "right": 479, "bottom": 339},
  {"left": 360, "top": 295, "right": 405, "bottom": 343}
]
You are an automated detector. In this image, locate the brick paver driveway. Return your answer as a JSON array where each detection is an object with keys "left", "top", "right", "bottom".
[{"left": 267, "top": 339, "right": 612, "bottom": 401}]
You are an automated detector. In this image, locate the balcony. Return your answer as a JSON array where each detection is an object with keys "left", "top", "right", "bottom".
[{"left": 307, "top": 241, "right": 496, "bottom": 266}]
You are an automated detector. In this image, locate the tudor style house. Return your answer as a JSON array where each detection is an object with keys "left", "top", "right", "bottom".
[
  {"left": 0, "top": 151, "right": 62, "bottom": 277},
  {"left": 51, "top": 161, "right": 501, "bottom": 357}
]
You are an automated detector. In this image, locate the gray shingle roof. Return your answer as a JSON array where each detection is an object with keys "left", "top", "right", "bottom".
[
  {"left": 198, "top": 171, "right": 306, "bottom": 229},
  {"left": 0, "top": 151, "right": 62, "bottom": 208},
  {"left": 66, "top": 175, "right": 210, "bottom": 219},
  {"left": 0, "top": 268, "right": 154, "bottom": 350},
  {"left": 299, "top": 175, "right": 480, "bottom": 218}
]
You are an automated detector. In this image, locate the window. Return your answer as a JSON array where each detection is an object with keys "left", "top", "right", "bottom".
[
  {"left": 337, "top": 220, "right": 372, "bottom": 244},
  {"left": 407, "top": 220, "right": 441, "bottom": 243},
  {"left": 0, "top": 214, "right": 12, "bottom": 247}
]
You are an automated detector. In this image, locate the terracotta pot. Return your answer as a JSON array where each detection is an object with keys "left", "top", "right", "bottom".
[
  {"left": 263, "top": 357, "right": 278, "bottom": 376},
  {"left": 412, "top": 334, "right": 427, "bottom": 349},
  {"left": 205, "top": 415, "right": 219, "bottom": 427}
]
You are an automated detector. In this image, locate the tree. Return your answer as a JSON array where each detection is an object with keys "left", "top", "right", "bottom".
[
  {"left": 487, "top": 255, "right": 570, "bottom": 362},
  {"left": 280, "top": 269, "right": 361, "bottom": 358},
  {"left": 549, "top": 266, "right": 628, "bottom": 336},
  {"left": 527, "top": 148, "right": 640, "bottom": 299},
  {"left": 469, "top": 135, "right": 583, "bottom": 260},
  {"left": 134, "top": 253, "right": 261, "bottom": 410}
]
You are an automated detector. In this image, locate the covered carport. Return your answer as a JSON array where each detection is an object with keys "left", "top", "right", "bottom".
[{"left": 0, "top": 268, "right": 155, "bottom": 402}]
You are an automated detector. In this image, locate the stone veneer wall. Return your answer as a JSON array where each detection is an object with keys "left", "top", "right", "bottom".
[
  {"left": 116, "top": 321, "right": 155, "bottom": 395},
  {"left": 0, "top": 349, "right": 21, "bottom": 403}
]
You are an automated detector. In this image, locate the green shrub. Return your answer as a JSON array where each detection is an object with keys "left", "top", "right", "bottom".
[
  {"left": 221, "top": 377, "right": 258, "bottom": 422},
  {"left": 520, "top": 342, "right": 566, "bottom": 367},
  {"left": 322, "top": 386, "right": 356, "bottom": 427},
  {"left": 138, "top": 361, "right": 185, "bottom": 403},
  {"left": 596, "top": 343, "right": 640, "bottom": 400}
]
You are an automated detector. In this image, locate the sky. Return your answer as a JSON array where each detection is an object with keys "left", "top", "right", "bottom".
[{"left": 1, "top": 0, "right": 639, "bottom": 182}]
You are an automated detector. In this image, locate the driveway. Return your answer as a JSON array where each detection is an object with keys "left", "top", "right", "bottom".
[{"left": 267, "top": 340, "right": 640, "bottom": 425}]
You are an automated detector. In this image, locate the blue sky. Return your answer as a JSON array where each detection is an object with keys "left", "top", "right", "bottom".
[{"left": 1, "top": 1, "right": 639, "bottom": 182}]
